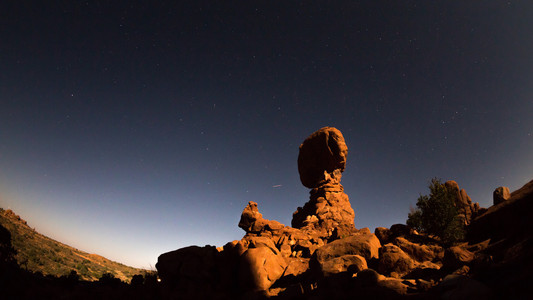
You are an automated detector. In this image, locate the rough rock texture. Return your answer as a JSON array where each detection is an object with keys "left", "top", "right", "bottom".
[
  {"left": 312, "top": 230, "right": 381, "bottom": 265},
  {"left": 393, "top": 237, "right": 443, "bottom": 263},
  {"left": 445, "top": 180, "right": 480, "bottom": 225},
  {"left": 292, "top": 127, "right": 356, "bottom": 239},
  {"left": 378, "top": 244, "right": 417, "bottom": 277},
  {"left": 374, "top": 227, "right": 392, "bottom": 245},
  {"left": 297, "top": 127, "right": 348, "bottom": 189},
  {"left": 493, "top": 186, "right": 510, "bottom": 206},
  {"left": 239, "top": 246, "right": 288, "bottom": 291},
  {"left": 238, "top": 201, "right": 285, "bottom": 235},
  {"left": 443, "top": 245, "right": 475, "bottom": 271},
  {"left": 292, "top": 185, "right": 356, "bottom": 240},
  {"left": 319, "top": 254, "right": 367, "bottom": 277}
]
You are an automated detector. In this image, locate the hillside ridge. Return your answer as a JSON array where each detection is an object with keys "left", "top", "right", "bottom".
[{"left": 0, "top": 208, "right": 144, "bottom": 282}]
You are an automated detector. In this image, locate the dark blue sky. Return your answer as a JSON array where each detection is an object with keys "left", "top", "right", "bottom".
[{"left": 1, "top": 1, "right": 532, "bottom": 268}]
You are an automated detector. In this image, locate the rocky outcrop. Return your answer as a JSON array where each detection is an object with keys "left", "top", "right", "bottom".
[
  {"left": 238, "top": 201, "right": 285, "bottom": 235},
  {"left": 156, "top": 245, "right": 220, "bottom": 298},
  {"left": 239, "top": 246, "right": 287, "bottom": 291},
  {"left": 493, "top": 186, "right": 510, "bottom": 206},
  {"left": 292, "top": 127, "right": 356, "bottom": 240},
  {"left": 444, "top": 180, "right": 480, "bottom": 225},
  {"left": 310, "top": 229, "right": 380, "bottom": 279},
  {"left": 393, "top": 237, "right": 443, "bottom": 263},
  {"left": 378, "top": 244, "right": 417, "bottom": 277},
  {"left": 469, "top": 179, "right": 533, "bottom": 243},
  {"left": 442, "top": 245, "right": 475, "bottom": 272},
  {"left": 312, "top": 230, "right": 381, "bottom": 264},
  {"left": 155, "top": 127, "right": 532, "bottom": 299}
]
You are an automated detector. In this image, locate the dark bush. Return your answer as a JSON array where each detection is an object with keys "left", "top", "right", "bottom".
[
  {"left": 99, "top": 272, "right": 122, "bottom": 286},
  {"left": 407, "top": 178, "right": 465, "bottom": 245}
]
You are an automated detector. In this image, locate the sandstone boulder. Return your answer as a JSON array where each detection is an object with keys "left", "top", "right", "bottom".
[
  {"left": 393, "top": 237, "right": 444, "bottom": 263},
  {"left": 239, "top": 246, "right": 288, "bottom": 291},
  {"left": 375, "top": 227, "right": 392, "bottom": 244},
  {"left": 243, "top": 236, "right": 280, "bottom": 255},
  {"left": 493, "top": 186, "right": 510, "bottom": 206},
  {"left": 378, "top": 244, "right": 418, "bottom": 277},
  {"left": 312, "top": 231, "right": 381, "bottom": 265},
  {"left": 319, "top": 254, "right": 367, "bottom": 277},
  {"left": 389, "top": 224, "right": 415, "bottom": 238},
  {"left": 297, "top": 127, "right": 348, "bottom": 189},
  {"left": 280, "top": 257, "right": 309, "bottom": 280},
  {"left": 404, "top": 260, "right": 442, "bottom": 281},
  {"left": 156, "top": 245, "right": 219, "bottom": 294},
  {"left": 443, "top": 246, "right": 475, "bottom": 271},
  {"left": 469, "top": 179, "right": 533, "bottom": 243},
  {"left": 238, "top": 201, "right": 263, "bottom": 232}
]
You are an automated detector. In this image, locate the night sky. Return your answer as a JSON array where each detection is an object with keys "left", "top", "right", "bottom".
[{"left": 1, "top": 1, "right": 532, "bottom": 269}]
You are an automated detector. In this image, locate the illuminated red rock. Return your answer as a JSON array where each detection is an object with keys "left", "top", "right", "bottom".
[
  {"left": 377, "top": 244, "right": 417, "bottom": 277},
  {"left": 293, "top": 127, "right": 356, "bottom": 239},
  {"left": 238, "top": 246, "right": 287, "bottom": 291}
]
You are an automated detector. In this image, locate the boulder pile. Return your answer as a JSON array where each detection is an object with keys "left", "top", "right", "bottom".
[{"left": 156, "top": 127, "right": 533, "bottom": 299}]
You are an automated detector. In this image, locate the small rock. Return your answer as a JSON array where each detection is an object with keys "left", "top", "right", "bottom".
[
  {"left": 493, "top": 186, "right": 510, "bottom": 206},
  {"left": 378, "top": 244, "right": 418, "bottom": 277}
]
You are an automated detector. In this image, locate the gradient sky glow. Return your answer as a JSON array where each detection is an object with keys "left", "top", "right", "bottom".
[{"left": 1, "top": 1, "right": 532, "bottom": 269}]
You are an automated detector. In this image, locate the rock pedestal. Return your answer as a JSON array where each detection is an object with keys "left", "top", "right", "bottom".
[{"left": 292, "top": 127, "right": 356, "bottom": 239}]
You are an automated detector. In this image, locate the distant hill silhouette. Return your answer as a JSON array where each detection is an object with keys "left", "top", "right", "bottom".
[{"left": 0, "top": 208, "right": 144, "bottom": 282}]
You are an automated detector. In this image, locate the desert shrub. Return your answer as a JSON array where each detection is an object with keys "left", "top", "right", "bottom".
[
  {"left": 407, "top": 178, "right": 465, "bottom": 245},
  {"left": 99, "top": 272, "right": 122, "bottom": 286},
  {"left": 0, "top": 224, "right": 17, "bottom": 266},
  {"left": 130, "top": 274, "right": 144, "bottom": 287},
  {"left": 76, "top": 262, "right": 89, "bottom": 275}
]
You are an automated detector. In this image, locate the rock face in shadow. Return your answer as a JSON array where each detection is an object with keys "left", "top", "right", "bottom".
[
  {"left": 297, "top": 127, "right": 348, "bottom": 189},
  {"left": 469, "top": 179, "right": 533, "bottom": 243},
  {"left": 493, "top": 186, "right": 510, "bottom": 206},
  {"left": 444, "top": 180, "right": 480, "bottom": 226},
  {"left": 155, "top": 127, "right": 532, "bottom": 299}
]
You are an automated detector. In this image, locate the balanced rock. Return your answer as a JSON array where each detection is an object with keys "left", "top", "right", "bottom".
[
  {"left": 493, "top": 186, "right": 510, "bottom": 206},
  {"left": 293, "top": 127, "right": 356, "bottom": 239}
]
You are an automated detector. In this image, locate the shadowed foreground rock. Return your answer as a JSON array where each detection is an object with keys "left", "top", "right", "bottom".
[{"left": 156, "top": 127, "right": 532, "bottom": 299}]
